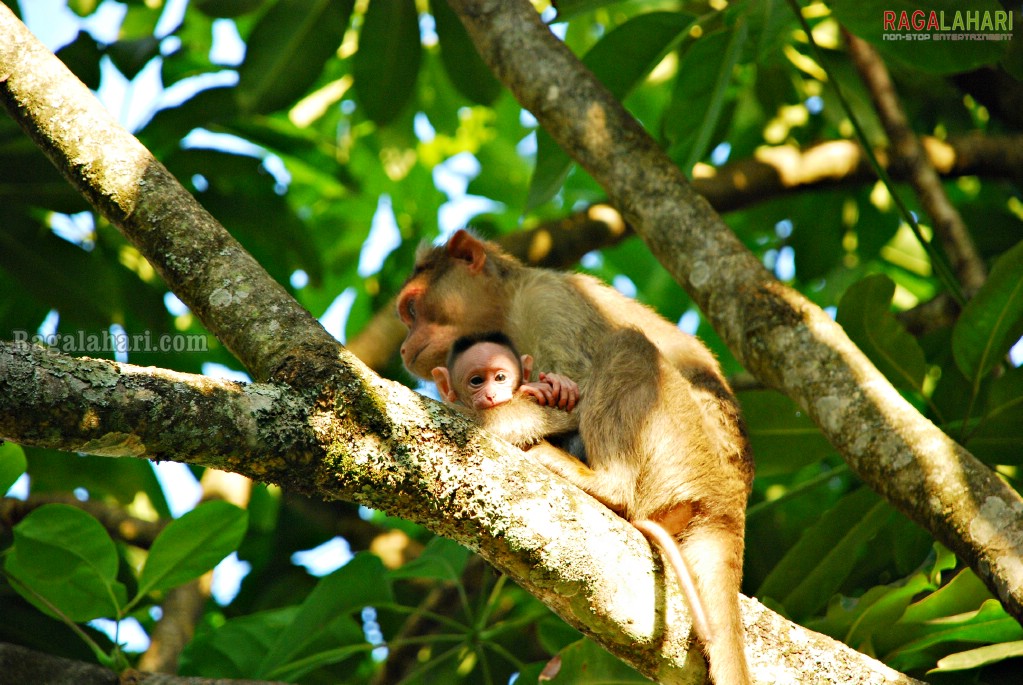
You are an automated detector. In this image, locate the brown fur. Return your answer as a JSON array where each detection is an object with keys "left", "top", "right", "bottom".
[{"left": 399, "top": 230, "right": 754, "bottom": 685}]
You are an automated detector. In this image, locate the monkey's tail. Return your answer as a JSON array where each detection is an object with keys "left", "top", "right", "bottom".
[{"left": 633, "top": 519, "right": 712, "bottom": 644}]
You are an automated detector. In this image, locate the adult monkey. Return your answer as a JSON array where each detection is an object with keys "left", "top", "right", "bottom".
[{"left": 398, "top": 230, "right": 754, "bottom": 685}]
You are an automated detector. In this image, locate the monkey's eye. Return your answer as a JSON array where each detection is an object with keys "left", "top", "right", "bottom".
[
  {"left": 495, "top": 372, "right": 508, "bottom": 383},
  {"left": 468, "top": 375, "right": 484, "bottom": 388},
  {"left": 404, "top": 298, "right": 417, "bottom": 322}
]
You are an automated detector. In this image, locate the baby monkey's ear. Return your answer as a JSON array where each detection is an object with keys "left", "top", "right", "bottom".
[{"left": 431, "top": 367, "right": 459, "bottom": 404}]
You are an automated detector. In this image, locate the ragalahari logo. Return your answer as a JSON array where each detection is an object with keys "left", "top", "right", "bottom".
[{"left": 882, "top": 9, "right": 1014, "bottom": 41}]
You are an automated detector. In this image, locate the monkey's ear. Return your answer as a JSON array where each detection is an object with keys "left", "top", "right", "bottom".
[
  {"left": 520, "top": 354, "right": 534, "bottom": 382},
  {"left": 447, "top": 230, "right": 487, "bottom": 273},
  {"left": 432, "top": 367, "right": 459, "bottom": 403}
]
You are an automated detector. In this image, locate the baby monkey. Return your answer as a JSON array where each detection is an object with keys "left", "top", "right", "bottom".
[
  {"left": 432, "top": 331, "right": 585, "bottom": 459},
  {"left": 432, "top": 330, "right": 578, "bottom": 411}
]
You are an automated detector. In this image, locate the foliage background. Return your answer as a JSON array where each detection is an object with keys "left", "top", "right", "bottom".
[{"left": 2, "top": 0, "right": 1023, "bottom": 682}]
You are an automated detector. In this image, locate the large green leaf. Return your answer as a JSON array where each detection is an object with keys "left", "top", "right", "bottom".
[
  {"left": 885, "top": 600, "right": 1023, "bottom": 672},
  {"left": 738, "top": 390, "right": 834, "bottom": 476},
  {"left": 352, "top": 0, "right": 422, "bottom": 125},
  {"left": 932, "top": 640, "right": 1023, "bottom": 672},
  {"left": 0, "top": 211, "right": 121, "bottom": 330},
  {"left": 180, "top": 607, "right": 302, "bottom": 678},
  {"left": 808, "top": 569, "right": 935, "bottom": 649},
  {"left": 55, "top": 32, "right": 103, "bottom": 90},
  {"left": 4, "top": 504, "right": 127, "bottom": 622},
  {"left": 258, "top": 552, "right": 393, "bottom": 678},
  {"left": 667, "top": 24, "right": 747, "bottom": 171},
  {"left": 952, "top": 239, "right": 1023, "bottom": 384},
  {"left": 519, "top": 638, "right": 646, "bottom": 683},
  {"left": 527, "top": 11, "right": 695, "bottom": 210},
  {"left": 432, "top": 0, "right": 501, "bottom": 105},
  {"left": 757, "top": 487, "right": 893, "bottom": 619},
  {"left": 837, "top": 273, "right": 928, "bottom": 392},
  {"left": 238, "top": 0, "right": 353, "bottom": 114},
  {"left": 138, "top": 500, "right": 248, "bottom": 596},
  {"left": 967, "top": 366, "right": 1023, "bottom": 465},
  {"left": 388, "top": 535, "right": 470, "bottom": 582}
]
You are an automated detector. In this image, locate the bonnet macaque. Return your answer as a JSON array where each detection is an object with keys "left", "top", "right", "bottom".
[
  {"left": 432, "top": 331, "right": 585, "bottom": 458},
  {"left": 432, "top": 330, "right": 579, "bottom": 412},
  {"left": 398, "top": 230, "right": 753, "bottom": 685}
]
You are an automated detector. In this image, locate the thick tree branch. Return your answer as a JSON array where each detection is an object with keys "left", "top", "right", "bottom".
[
  {"left": 0, "top": 342, "right": 318, "bottom": 488},
  {"left": 0, "top": 343, "right": 922, "bottom": 683},
  {"left": 446, "top": 0, "right": 1023, "bottom": 623},
  {"left": 844, "top": 29, "right": 986, "bottom": 294}
]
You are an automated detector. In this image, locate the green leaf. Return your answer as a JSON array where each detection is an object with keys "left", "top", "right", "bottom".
[
  {"left": 522, "top": 638, "right": 647, "bottom": 683},
  {"left": 55, "top": 32, "right": 103, "bottom": 90},
  {"left": 432, "top": 0, "right": 501, "bottom": 105},
  {"left": 137, "top": 500, "right": 248, "bottom": 596},
  {"left": 953, "top": 239, "right": 1023, "bottom": 384},
  {"left": 886, "top": 600, "right": 1023, "bottom": 672},
  {"left": 967, "top": 366, "right": 1023, "bottom": 464},
  {"left": 107, "top": 36, "right": 161, "bottom": 80},
  {"left": 258, "top": 553, "right": 393, "bottom": 677},
  {"left": 388, "top": 536, "right": 470, "bottom": 582},
  {"left": 757, "top": 487, "right": 893, "bottom": 619},
  {"left": 836, "top": 273, "right": 928, "bottom": 392},
  {"left": 4, "top": 504, "right": 126, "bottom": 622},
  {"left": 664, "top": 29, "right": 740, "bottom": 168},
  {"left": 739, "top": 390, "right": 833, "bottom": 476},
  {"left": 808, "top": 570, "right": 934, "bottom": 648},
  {"left": 180, "top": 607, "right": 300, "bottom": 678},
  {"left": 676, "top": 23, "right": 747, "bottom": 171},
  {"left": 352, "top": 0, "right": 422, "bottom": 124},
  {"left": 0, "top": 212, "right": 120, "bottom": 330},
  {"left": 932, "top": 640, "right": 1023, "bottom": 672},
  {"left": 527, "top": 11, "right": 695, "bottom": 210},
  {"left": 0, "top": 442, "right": 27, "bottom": 494},
  {"left": 238, "top": 0, "right": 353, "bottom": 114}
]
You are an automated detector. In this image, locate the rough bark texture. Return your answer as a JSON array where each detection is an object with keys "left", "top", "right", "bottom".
[{"left": 445, "top": 0, "right": 1023, "bottom": 623}]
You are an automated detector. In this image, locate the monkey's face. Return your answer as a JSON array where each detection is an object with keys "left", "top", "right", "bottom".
[
  {"left": 397, "top": 233, "right": 506, "bottom": 379},
  {"left": 450, "top": 342, "right": 521, "bottom": 410}
]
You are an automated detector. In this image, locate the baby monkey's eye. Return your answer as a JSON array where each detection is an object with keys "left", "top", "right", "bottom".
[
  {"left": 469, "top": 375, "right": 484, "bottom": 388},
  {"left": 495, "top": 372, "right": 508, "bottom": 382}
]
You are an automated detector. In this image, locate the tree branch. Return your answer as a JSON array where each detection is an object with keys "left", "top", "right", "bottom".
[
  {"left": 844, "top": 29, "right": 986, "bottom": 293},
  {"left": 446, "top": 0, "right": 1023, "bottom": 624},
  {"left": 0, "top": 341, "right": 922, "bottom": 682}
]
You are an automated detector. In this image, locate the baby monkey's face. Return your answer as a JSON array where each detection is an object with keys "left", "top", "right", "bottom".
[{"left": 452, "top": 342, "right": 522, "bottom": 410}]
